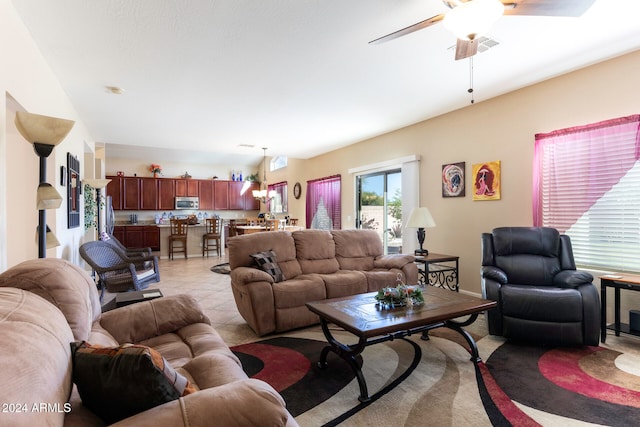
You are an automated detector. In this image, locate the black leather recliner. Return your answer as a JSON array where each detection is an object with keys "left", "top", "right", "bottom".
[{"left": 481, "top": 227, "right": 600, "bottom": 346}]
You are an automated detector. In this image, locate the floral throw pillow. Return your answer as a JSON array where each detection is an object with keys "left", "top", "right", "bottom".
[{"left": 250, "top": 250, "right": 285, "bottom": 282}]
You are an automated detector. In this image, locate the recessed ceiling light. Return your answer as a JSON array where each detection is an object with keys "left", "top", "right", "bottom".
[{"left": 105, "top": 86, "right": 125, "bottom": 95}]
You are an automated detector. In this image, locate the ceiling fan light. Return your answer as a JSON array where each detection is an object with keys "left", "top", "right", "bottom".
[{"left": 443, "top": 0, "right": 504, "bottom": 41}]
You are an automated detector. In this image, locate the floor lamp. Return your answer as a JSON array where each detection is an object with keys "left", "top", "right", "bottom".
[
  {"left": 406, "top": 207, "right": 436, "bottom": 256},
  {"left": 15, "top": 111, "right": 75, "bottom": 258},
  {"left": 84, "top": 179, "right": 111, "bottom": 238}
]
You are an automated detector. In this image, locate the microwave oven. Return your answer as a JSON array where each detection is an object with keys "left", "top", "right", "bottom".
[{"left": 175, "top": 197, "right": 199, "bottom": 210}]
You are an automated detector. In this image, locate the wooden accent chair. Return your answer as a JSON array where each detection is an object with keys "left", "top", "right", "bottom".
[
  {"left": 203, "top": 217, "right": 222, "bottom": 257},
  {"left": 168, "top": 218, "right": 188, "bottom": 260}
]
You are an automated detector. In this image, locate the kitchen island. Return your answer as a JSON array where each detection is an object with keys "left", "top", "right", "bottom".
[{"left": 158, "top": 222, "right": 225, "bottom": 258}]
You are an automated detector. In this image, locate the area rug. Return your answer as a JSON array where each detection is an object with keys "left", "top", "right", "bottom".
[
  {"left": 210, "top": 262, "right": 230, "bottom": 274},
  {"left": 231, "top": 327, "right": 640, "bottom": 426}
]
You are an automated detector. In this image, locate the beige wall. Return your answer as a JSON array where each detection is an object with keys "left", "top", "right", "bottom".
[
  {"left": 0, "top": 0, "right": 96, "bottom": 269},
  {"left": 297, "top": 50, "right": 640, "bottom": 295}
]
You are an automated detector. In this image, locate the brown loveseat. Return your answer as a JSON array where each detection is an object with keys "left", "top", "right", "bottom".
[
  {"left": 228, "top": 229, "right": 418, "bottom": 336},
  {"left": 0, "top": 258, "right": 297, "bottom": 427}
]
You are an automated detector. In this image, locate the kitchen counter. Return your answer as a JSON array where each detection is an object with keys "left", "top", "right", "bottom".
[{"left": 158, "top": 223, "right": 225, "bottom": 258}]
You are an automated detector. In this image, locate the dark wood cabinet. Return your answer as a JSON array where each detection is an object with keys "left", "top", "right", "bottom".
[
  {"left": 123, "top": 177, "right": 141, "bottom": 210},
  {"left": 244, "top": 182, "right": 260, "bottom": 210},
  {"left": 112, "top": 225, "right": 159, "bottom": 251},
  {"left": 198, "top": 180, "right": 214, "bottom": 210},
  {"left": 140, "top": 178, "right": 158, "bottom": 210},
  {"left": 144, "top": 226, "right": 160, "bottom": 251},
  {"left": 106, "top": 176, "right": 258, "bottom": 212},
  {"left": 228, "top": 181, "right": 244, "bottom": 210},
  {"left": 113, "top": 225, "right": 125, "bottom": 244},
  {"left": 106, "top": 176, "right": 123, "bottom": 210},
  {"left": 176, "top": 179, "right": 198, "bottom": 197},
  {"left": 214, "top": 181, "right": 229, "bottom": 210},
  {"left": 158, "top": 179, "right": 175, "bottom": 210}
]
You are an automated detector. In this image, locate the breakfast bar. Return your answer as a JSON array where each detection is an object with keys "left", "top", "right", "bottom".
[{"left": 158, "top": 222, "right": 225, "bottom": 258}]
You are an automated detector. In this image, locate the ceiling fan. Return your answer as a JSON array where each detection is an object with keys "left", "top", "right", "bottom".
[{"left": 369, "top": 0, "right": 596, "bottom": 60}]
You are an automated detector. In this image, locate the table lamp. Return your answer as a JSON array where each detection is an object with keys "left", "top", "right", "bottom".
[{"left": 406, "top": 207, "right": 436, "bottom": 255}]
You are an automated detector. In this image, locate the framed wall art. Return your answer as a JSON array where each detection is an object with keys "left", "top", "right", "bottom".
[
  {"left": 442, "top": 162, "right": 465, "bottom": 197},
  {"left": 472, "top": 160, "right": 501, "bottom": 201}
]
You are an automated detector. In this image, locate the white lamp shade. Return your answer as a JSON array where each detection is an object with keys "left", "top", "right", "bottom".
[
  {"left": 35, "top": 225, "right": 61, "bottom": 249},
  {"left": 406, "top": 207, "right": 436, "bottom": 228},
  {"left": 15, "top": 111, "right": 75, "bottom": 146},
  {"left": 36, "top": 183, "right": 63, "bottom": 210},
  {"left": 84, "top": 178, "right": 112, "bottom": 189},
  {"left": 443, "top": 0, "right": 504, "bottom": 41}
]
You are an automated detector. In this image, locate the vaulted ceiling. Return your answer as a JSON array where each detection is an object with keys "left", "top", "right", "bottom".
[{"left": 11, "top": 0, "right": 640, "bottom": 165}]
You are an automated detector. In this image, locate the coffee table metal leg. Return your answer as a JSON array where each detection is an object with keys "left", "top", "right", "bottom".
[
  {"left": 317, "top": 318, "right": 371, "bottom": 402},
  {"left": 444, "top": 313, "right": 481, "bottom": 363}
]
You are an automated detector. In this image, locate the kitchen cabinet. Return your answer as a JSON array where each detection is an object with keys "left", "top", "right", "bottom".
[
  {"left": 198, "top": 180, "right": 214, "bottom": 210},
  {"left": 112, "top": 225, "right": 160, "bottom": 251},
  {"left": 228, "top": 181, "right": 245, "bottom": 210},
  {"left": 158, "top": 179, "right": 175, "bottom": 210},
  {"left": 123, "top": 177, "right": 141, "bottom": 210},
  {"left": 244, "top": 182, "right": 260, "bottom": 210},
  {"left": 176, "top": 179, "right": 198, "bottom": 197},
  {"left": 140, "top": 178, "right": 158, "bottom": 210},
  {"left": 214, "top": 181, "right": 229, "bottom": 210},
  {"left": 106, "top": 176, "right": 123, "bottom": 210}
]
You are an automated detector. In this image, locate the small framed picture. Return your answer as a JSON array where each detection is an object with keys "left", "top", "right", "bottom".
[
  {"left": 442, "top": 162, "right": 465, "bottom": 197},
  {"left": 472, "top": 160, "right": 501, "bottom": 201}
]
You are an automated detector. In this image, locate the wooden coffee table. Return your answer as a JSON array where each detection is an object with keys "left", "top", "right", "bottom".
[{"left": 305, "top": 286, "right": 496, "bottom": 402}]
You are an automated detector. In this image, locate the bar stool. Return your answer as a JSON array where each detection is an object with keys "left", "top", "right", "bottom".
[
  {"left": 228, "top": 219, "right": 238, "bottom": 238},
  {"left": 202, "top": 217, "right": 222, "bottom": 257},
  {"left": 265, "top": 219, "right": 279, "bottom": 231},
  {"left": 168, "top": 218, "right": 188, "bottom": 260}
]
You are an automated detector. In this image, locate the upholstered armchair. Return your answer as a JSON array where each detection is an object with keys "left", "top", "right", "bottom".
[{"left": 481, "top": 227, "right": 600, "bottom": 346}]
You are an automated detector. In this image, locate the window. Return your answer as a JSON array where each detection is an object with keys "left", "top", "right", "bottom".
[
  {"left": 306, "top": 175, "right": 341, "bottom": 230},
  {"left": 267, "top": 181, "right": 288, "bottom": 213},
  {"left": 270, "top": 156, "right": 287, "bottom": 171},
  {"left": 533, "top": 115, "right": 640, "bottom": 273}
]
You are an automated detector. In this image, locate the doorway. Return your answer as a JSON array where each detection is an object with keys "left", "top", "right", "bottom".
[{"left": 356, "top": 169, "right": 402, "bottom": 254}]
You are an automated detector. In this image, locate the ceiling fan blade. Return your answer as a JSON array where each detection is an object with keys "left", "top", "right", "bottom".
[
  {"left": 501, "top": 0, "right": 595, "bottom": 17},
  {"left": 369, "top": 14, "right": 445, "bottom": 45},
  {"left": 454, "top": 38, "right": 478, "bottom": 60}
]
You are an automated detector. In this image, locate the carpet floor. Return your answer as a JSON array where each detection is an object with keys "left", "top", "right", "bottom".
[{"left": 232, "top": 327, "right": 640, "bottom": 426}]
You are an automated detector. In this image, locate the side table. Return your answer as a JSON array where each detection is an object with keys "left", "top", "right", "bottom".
[
  {"left": 101, "top": 289, "right": 163, "bottom": 312},
  {"left": 414, "top": 253, "right": 459, "bottom": 292},
  {"left": 600, "top": 274, "right": 640, "bottom": 343}
]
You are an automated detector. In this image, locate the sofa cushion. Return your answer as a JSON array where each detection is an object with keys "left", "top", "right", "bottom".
[
  {"left": 293, "top": 230, "right": 340, "bottom": 274},
  {"left": 72, "top": 342, "right": 196, "bottom": 424},
  {"left": 332, "top": 229, "right": 383, "bottom": 271},
  {"left": 251, "top": 250, "right": 285, "bottom": 282},
  {"left": 320, "top": 270, "right": 368, "bottom": 299},
  {"left": 228, "top": 231, "right": 302, "bottom": 280},
  {"left": 272, "top": 274, "right": 326, "bottom": 309},
  {"left": 0, "top": 288, "right": 74, "bottom": 427}
]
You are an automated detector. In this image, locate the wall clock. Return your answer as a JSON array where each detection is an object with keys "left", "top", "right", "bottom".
[{"left": 293, "top": 182, "right": 301, "bottom": 199}]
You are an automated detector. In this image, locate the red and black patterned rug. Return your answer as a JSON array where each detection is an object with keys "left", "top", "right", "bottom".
[{"left": 231, "top": 328, "right": 640, "bottom": 426}]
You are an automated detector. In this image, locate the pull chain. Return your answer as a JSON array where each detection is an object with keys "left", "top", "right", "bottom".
[{"left": 468, "top": 56, "right": 475, "bottom": 104}]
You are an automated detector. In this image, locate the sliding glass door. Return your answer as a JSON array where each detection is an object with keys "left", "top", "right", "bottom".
[{"left": 356, "top": 169, "right": 402, "bottom": 254}]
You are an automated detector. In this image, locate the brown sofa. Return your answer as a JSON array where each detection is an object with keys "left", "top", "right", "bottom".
[
  {"left": 0, "top": 258, "right": 298, "bottom": 427},
  {"left": 228, "top": 229, "right": 418, "bottom": 336}
]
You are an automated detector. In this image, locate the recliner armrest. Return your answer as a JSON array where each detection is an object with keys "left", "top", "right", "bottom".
[
  {"left": 481, "top": 266, "right": 507, "bottom": 284},
  {"left": 230, "top": 266, "right": 274, "bottom": 286},
  {"left": 99, "top": 294, "right": 211, "bottom": 344},
  {"left": 553, "top": 270, "right": 594, "bottom": 288}
]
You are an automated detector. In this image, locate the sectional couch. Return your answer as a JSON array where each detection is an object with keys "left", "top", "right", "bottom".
[
  {"left": 228, "top": 229, "right": 419, "bottom": 336},
  {"left": 0, "top": 258, "right": 297, "bottom": 427}
]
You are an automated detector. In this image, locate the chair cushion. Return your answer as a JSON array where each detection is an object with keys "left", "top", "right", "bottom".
[
  {"left": 71, "top": 342, "right": 196, "bottom": 424},
  {"left": 251, "top": 250, "right": 285, "bottom": 282},
  {"left": 501, "top": 284, "right": 583, "bottom": 322}
]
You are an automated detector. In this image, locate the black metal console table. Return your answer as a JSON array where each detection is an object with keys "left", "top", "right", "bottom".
[
  {"left": 414, "top": 253, "right": 459, "bottom": 292},
  {"left": 600, "top": 273, "right": 640, "bottom": 343}
]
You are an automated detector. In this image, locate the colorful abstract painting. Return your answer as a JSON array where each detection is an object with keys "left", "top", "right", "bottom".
[
  {"left": 472, "top": 161, "right": 501, "bottom": 201},
  {"left": 442, "top": 162, "right": 465, "bottom": 197}
]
